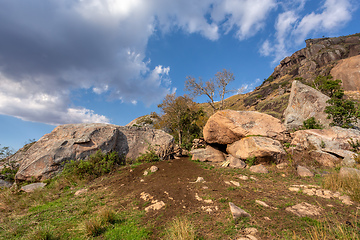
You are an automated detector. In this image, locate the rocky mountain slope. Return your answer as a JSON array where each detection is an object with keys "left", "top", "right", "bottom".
[{"left": 214, "top": 33, "right": 360, "bottom": 120}]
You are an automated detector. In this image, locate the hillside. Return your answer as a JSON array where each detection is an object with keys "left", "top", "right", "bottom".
[{"left": 201, "top": 33, "right": 360, "bottom": 119}]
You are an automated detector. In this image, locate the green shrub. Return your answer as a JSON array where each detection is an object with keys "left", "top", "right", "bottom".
[
  {"left": 136, "top": 148, "right": 160, "bottom": 163},
  {"left": 0, "top": 166, "right": 18, "bottom": 181},
  {"left": 302, "top": 117, "right": 323, "bottom": 129},
  {"left": 62, "top": 150, "right": 123, "bottom": 179},
  {"left": 245, "top": 156, "right": 256, "bottom": 167}
]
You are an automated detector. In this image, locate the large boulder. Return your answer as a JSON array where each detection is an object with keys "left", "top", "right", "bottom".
[
  {"left": 331, "top": 55, "right": 360, "bottom": 91},
  {"left": 227, "top": 136, "right": 286, "bottom": 163},
  {"left": 14, "top": 123, "right": 174, "bottom": 181},
  {"left": 284, "top": 80, "right": 331, "bottom": 130},
  {"left": 203, "top": 110, "right": 286, "bottom": 145},
  {"left": 291, "top": 127, "right": 360, "bottom": 166}
]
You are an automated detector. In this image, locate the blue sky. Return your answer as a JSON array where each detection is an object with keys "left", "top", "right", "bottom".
[{"left": 0, "top": 0, "right": 359, "bottom": 151}]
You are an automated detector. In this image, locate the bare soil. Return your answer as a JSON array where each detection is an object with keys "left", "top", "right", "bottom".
[{"left": 90, "top": 157, "right": 360, "bottom": 239}]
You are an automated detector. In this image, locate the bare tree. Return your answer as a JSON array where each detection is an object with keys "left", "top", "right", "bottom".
[{"left": 185, "top": 69, "right": 235, "bottom": 112}]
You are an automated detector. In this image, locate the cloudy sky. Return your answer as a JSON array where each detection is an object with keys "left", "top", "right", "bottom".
[{"left": 0, "top": 0, "right": 359, "bottom": 150}]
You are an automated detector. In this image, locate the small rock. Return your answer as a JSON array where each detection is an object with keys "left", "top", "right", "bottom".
[
  {"left": 281, "top": 174, "right": 286, "bottom": 177},
  {"left": 143, "top": 170, "right": 149, "bottom": 176},
  {"left": 264, "top": 217, "right": 271, "bottom": 221},
  {"left": 20, "top": 182, "right": 46, "bottom": 193},
  {"left": 297, "top": 165, "right": 314, "bottom": 177},
  {"left": 150, "top": 166, "right": 159, "bottom": 173},
  {"left": 145, "top": 201, "right": 165, "bottom": 212},
  {"left": 286, "top": 202, "right": 322, "bottom": 217},
  {"left": 238, "top": 175, "right": 249, "bottom": 180},
  {"left": 201, "top": 205, "right": 218, "bottom": 213},
  {"left": 227, "top": 155, "right": 246, "bottom": 168},
  {"left": 250, "top": 176, "right": 258, "bottom": 181},
  {"left": 255, "top": 200, "right": 270, "bottom": 208},
  {"left": 276, "top": 162, "right": 288, "bottom": 169},
  {"left": 229, "top": 202, "right": 251, "bottom": 221},
  {"left": 230, "top": 181, "right": 241, "bottom": 187},
  {"left": 303, "top": 188, "right": 316, "bottom": 196},
  {"left": 224, "top": 181, "right": 232, "bottom": 185},
  {"left": 249, "top": 164, "right": 268, "bottom": 174},
  {"left": 288, "top": 187, "right": 300, "bottom": 192},
  {"left": 246, "top": 235, "right": 258, "bottom": 240},
  {"left": 195, "top": 177, "right": 205, "bottom": 183},
  {"left": 140, "top": 179, "right": 145, "bottom": 182},
  {"left": 204, "top": 199, "right": 213, "bottom": 204},
  {"left": 0, "top": 179, "right": 13, "bottom": 188},
  {"left": 74, "top": 188, "right": 87, "bottom": 196},
  {"left": 339, "top": 195, "right": 353, "bottom": 205}
]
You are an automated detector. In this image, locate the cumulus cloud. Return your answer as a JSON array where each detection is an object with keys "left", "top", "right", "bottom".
[{"left": 261, "top": 0, "right": 355, "bottom": 64}]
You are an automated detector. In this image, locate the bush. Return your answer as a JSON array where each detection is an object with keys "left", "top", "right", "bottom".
[
  {"left": 62, "top": 150, "right": 123, "bottom": 179},
  {"left": 0, "top": 166, "right": 18, "bottom": 181},
  {"left": 136, "top": 148, "right": 160, "bottom": 163},
  {"left": 302, "top": 117, "right": 323, "bottom": 129}
]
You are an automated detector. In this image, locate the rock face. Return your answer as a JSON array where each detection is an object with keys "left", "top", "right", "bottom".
[
  {"left": 272, "top": 34, "right": 360, "bottom": 82},
  {"left": 14, "top": 123, "right": 174, "bottom": 181},
  {"left": 284, "top": 80, "right": 331, "bottom": 129},
  {"left": 227, "top": 136, "right": 286, "bottom": 163},
  {"left": 203, "top": 110, "right": 286, "bottom": 145},
  {"left": 331, "top": 55, "right": 360, "bottom": 91}
]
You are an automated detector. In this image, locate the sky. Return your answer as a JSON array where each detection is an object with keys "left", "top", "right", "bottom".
[{"left": 0, "top": 0, "right": 359, "bottom": 151}]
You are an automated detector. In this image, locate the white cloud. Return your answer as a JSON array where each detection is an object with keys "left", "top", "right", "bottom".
[
  {"left": 211, "top": 0, "right": 277, "bottom": 39},
  {"left": 261, "top": 0, "right": 355, "bottom": 64}
]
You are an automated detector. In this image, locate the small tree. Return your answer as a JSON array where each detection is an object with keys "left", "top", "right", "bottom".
[
  {"left": 157, "top": 93, "right": 205, "bottom": 148},
  {"left": 314, "top": 75, "right": 360, "bottom": 128},
  {"left": 185, "top": 69, "right": 236, "bottom": 112}
]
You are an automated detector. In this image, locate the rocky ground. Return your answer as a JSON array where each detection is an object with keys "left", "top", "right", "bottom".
[{"left": 2, "top": 156, "right": 358, "bottom": 239}]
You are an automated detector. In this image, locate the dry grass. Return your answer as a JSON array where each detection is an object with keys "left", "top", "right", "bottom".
[
  {"left": 164, "top": 217, "right": 196, "bottom": 240},
  {"left": 83, "top": 218, "right": 103, "bottom": 237},
  {"left": 323, "top": 172, "right": 360, "bottom": 202},
  {"left": 99, "top": 208, "right": 117, "bottom": 225},
  {"left": 308, "top": 214, "right": 360, "bottom": 240}
]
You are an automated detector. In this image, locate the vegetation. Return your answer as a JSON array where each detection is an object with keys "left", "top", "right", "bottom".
[
  {"left": 313, "top": 74, "right": 360, "bottom": 128},
  {"left": 157, "top": 93, "right": 206, "bottom": 149},
  {"left": 185, "top": 69, "right": 239, "bottom": 112},
  {"left": 302, "top": 117, "right": 323, "bottom": 129},
  {"left": 62, "top": 150, "right": 123, "bottom": 180},
  {"left": 0, "top": 144, "right": 14, "bottom": 161},
  {"left": 135, "top": 146, "right": 160, "bottom": 163},
  {"left": 164, "top": 217, "right": 196, "bottom": 240}
]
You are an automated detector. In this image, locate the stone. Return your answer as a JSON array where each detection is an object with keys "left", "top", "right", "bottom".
[
  {"left": 339, "top": 167, "right": 360, "bottom": 178},
  {"left": 255, "top": 200, "right": 270, "bottom": 208},
  {"left": 190, "top": 145, "right": 225, "bottom": 162},
  {"left": 74, "top": 188, "right": 88, "bottom": 196},
  {"left": 227, "top": 136, "right": 286, "bottom": 163},
  {"left": 145, "top": 201, "right": 165, "bottom": 212},
  {"left": 249, "top": 164, "right": 269, "bottom": 174},
  {"left": 309, "top": 150, "right": 341, "bottom": 167},
  {"left": 14, "top": 124, "right": 174, "bottom": 181},
  {"left": 342, "top": 154, "right": 357, "bottom": 167},
  {"left": 286, "top": 202, "right": 322, "bottom": 217},
  {"left": 297, "top": 165, "right": 314, "bottom": 177},
  {"left": 244, "top": 228, "right": 258, "bottom": 235},
  {"left": 230, "top": 181, "right": 241, "bottom": 187},
  {"left": 20, "top": 182, "right": 46, "bottom": 193},
  {"left": 194, "top": 177, "right": 205, "bottom": 183},
  {"left": 203, "top": 110, "right": 286, "bottom": 145},
  {"left": 331, "top": 55, "right": 360, "bottom": 91},
  {"left": 149, "top": 166, "right": 159, "bottom": 173},
  {"left": 229, "top": 202, "right": 251, "bottom": 221},
  {"left": 276, "top": 162, "right": 288, "bottom": 169},
  {"left": 291, "top": 127, "right": 360, "bottom": 162},
  {"left": 284, "top": 80, "right": 331, "bottom": 129},
  {"left": 227, "top": 155, "right": 246, "bottom": 168},
  {"left": 238, "top": 175, "right": 249, "bottom": 180},
  {"left": 0, "top": 179, "right": 12, "bottom": 188}
]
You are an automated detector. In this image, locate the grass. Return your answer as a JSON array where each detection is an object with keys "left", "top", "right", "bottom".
[
  {"left": 163, "top": 217, "right": 196, "bottom": 240},
  {"left": 323, "top": 172, "right": 360, "bottom": 202}
]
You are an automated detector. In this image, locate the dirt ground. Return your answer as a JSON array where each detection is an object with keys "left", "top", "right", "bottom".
[{"left": 90, "top": 157, "right": 360, "bottom": 239}]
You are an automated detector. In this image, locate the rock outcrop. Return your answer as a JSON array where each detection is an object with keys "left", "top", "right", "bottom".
[
  {"left": 291, "top": 127, "right": 360, "bottom": 166},
  {"left": 203, "top": 110, "right": 286, "bottom": 145},
  {"left": 14, "top": 123, "right": 174, "bottom": 181},
  {"left": 272, "top": 34, "right": 360, "bottom": 81},
  {"left": 331, "top": 55, "right": 360, "bottom": 91},
  {"left": 284, "top": 80, "right": 331, "bottom": 129}
]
